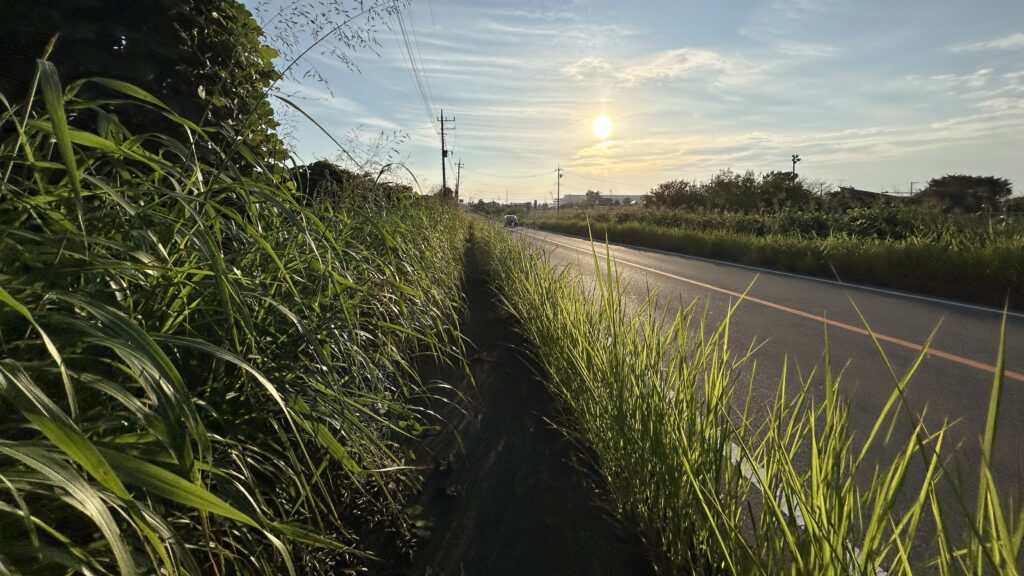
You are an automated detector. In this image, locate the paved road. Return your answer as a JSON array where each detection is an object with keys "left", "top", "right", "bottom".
[{"left": 517, "top": 227, "right": 1024, "bottom": 503}]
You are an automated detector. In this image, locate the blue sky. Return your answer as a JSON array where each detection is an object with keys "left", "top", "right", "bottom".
[{"left": 246, "top": 0, "right": 1024, "bottom": 203}]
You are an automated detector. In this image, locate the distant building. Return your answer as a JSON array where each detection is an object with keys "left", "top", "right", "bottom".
[
  {"left": 558, "top": 194, "right": 587, "bottom": 206},
  {"left": 559, "top": 193, "right": 641, "bottom": 207},
  {"left": 825, "top": 187, "right": 913, "bottom": 209}
]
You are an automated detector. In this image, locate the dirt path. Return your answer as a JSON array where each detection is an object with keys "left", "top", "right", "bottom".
[{"left": 391, "top": 246, "right": 655, "bottom": 575}]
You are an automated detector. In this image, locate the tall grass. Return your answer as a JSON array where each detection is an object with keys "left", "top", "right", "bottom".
[
  {"left": 0, "top": 62, "right": 466, "bottom": 574},
  {"left": 533, "top": 206, "right": 1024, "bottom": 244},
  {"left": 526, "top": 215, "right": 1024, "bottom": 308},
  {"left": 476, "top": 223, "right": 1022, "bottom": 574}
]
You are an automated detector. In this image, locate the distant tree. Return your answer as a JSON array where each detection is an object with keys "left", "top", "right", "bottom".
[
  {"left": 1004, "top": 195, "right": 1024, "bottom": 212},
  {"left": 915, "top": 174, "right": 1012, "bottom": 212},
  {"left": 291, "top": 160, "right": 413, "bottom": 206},
  {"left": 583, "top": 189, "right": 602, "bottom": 207},
  {"left": 758, "top": 170, "right": 812, "bottom": 210},
  {"left": 645, "top": 169, "right": 816, "bottom": 213},
  {"left": 704, "top": 169, "right": 759, "bottom": 212},
  {"left": 644, "top": 179, "right": 703, "bottom": 209},
  {"left": 293, "top": 160, "right": 349, "bottom": 201},
  {"left": 431, "top": 185, "right": 456, "bottom": 201}
]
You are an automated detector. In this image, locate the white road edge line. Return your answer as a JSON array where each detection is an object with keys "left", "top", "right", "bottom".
[
  {"left": 522, "top": 228, "right": 1024, "bottom": 320},
  {"left": 728, "top": 444, "right": 887, "bottom": 576}
]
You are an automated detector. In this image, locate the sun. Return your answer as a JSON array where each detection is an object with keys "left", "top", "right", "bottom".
[{"left": 592, "top": 115, "right": 613, "bottom": 139}]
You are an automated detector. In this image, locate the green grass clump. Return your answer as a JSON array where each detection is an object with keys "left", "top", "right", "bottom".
[
  {"left": 0, "top": 63, "right": 466, "bottom": 574},
  {"left": 476, "top": 223, "right": 1022, "bottom": 575},
  {"left": 526, "top": 209, "right": 1024, "bottom": 306}
]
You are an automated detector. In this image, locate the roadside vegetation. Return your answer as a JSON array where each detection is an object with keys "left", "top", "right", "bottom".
[
  {"left": 526, "top": 187, "right": 1024, "bottom": 307},
  {"left": 476, "top": 222, "right": 1021, "bottom": 575},
  {"left": 0, "top": 58, "right": 466, "bottom": 574},
  {"left": 4, "top": 1, "right": 1021, "bottom": 574}
]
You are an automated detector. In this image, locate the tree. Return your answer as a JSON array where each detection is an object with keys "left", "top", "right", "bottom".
[
  {"left": 759, "top": 170, "right": 812, "bottom": 210},
  {"left": 644, "top": 179, "right": 703, "bottom": 209},
  {"left": 1004, "top": 195, "right": 1024, "bottom": 212},
  {"left": 431, "top": 185, "right": 456, "bottom": 201},
  {"left": 705, "top": 169, "right": 759, "bottom": 212},
  {"left": 584, "top": 189, "right": 602, "bottom": 207},
  {"left": 915, "top": 174, "right": 1012, "bottom": 212},
  {"left": 1, "top": 0, "right": 286, "bottom": 160}
]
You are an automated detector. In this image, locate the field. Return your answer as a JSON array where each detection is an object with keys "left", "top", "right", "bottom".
[{"left": 525, "top": 207, "right": 1024, "bottom": 307}]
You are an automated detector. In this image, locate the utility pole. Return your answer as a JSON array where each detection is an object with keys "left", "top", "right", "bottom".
[
  {"left": 910, "top": 181, "right": 919, "bottom": 195},
  {"left": 455, "top": 160, "right": 463, "bottom": 198},
  {"left": 438, "top": 109, "right": 455, "bottom": 197},
  {"left": 505, "top": 188, "right": 509, "bottom": 206},
  {"left": 791, "top": 154, "right": 801, "bottom": 174},
  {"left": 556, "top": 165, "right": 564, "bottom": 213}
]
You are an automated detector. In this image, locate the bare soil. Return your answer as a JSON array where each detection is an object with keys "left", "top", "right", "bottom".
[{"left": 385, "top": 245, "right": 655, "bottom": 576}]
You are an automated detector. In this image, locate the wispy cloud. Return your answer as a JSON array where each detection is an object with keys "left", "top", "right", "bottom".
[
  {"left": 276, "top": 80, "right": 360, "bottom": 113},
  {"left": 907, "top": 67, "right": 1024, "bottom": 100},
  {"left": 355, "top": 116, "right": 402, "bottom": 130},
  {"left": 562, "top": 57, "right": 616, "bottom": 81},
  {"left": 740, "top": 0, "right": 847, "bottom": 40},
  {"left": 774, "top": 41, "right": 838, "bottom": 58},
  {"left": 619, "top": 49, "right": 743, "bottom": 84},
  {"left": 928, "top": 68, "right": 994, "bottom": 88},
  {"left": 949, "top": 32, "right": 1024, "bottom": 53},
  {"left": 768, "top": 0, "right": 843, "bottom": 21},
  {"left": 563, "top": 48, "right": 754, "bottom": 86},
  {"left": 476, "top": 7, "right": 582, "bottom": 22}
]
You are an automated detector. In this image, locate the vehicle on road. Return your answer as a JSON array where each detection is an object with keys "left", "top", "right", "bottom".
[{"left": 503, "top": 214, "right": 519, "bottom": 228}]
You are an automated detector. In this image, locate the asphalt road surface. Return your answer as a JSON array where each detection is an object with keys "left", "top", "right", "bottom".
[{"left": 517, "top": 227, "right": 1024, "bottom": 509}]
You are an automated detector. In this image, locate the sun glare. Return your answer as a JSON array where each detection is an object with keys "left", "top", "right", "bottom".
[{"left": 592, "top": 115, "right": 613, "bottom": 139}]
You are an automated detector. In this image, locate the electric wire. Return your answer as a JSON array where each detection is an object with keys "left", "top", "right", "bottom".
[
  {"left": 464, "top": 167, "right": 556, "bottom": 179},
  {"left": 564, "top": 171, "right": 656, "bottom": 190},
  {"left": 406, "top": 7, "right": 438, "bottom": 116},
  {"left": 391, "top": 9, "right": 439, "bottom": 134}
]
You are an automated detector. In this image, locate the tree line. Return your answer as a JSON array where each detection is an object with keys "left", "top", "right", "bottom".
[{"left": 640, "top": 170, "right": 1014, "bottom": 213}]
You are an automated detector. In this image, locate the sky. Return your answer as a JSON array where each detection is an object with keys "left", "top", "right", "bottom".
[{"left": 244, "top": 0, "right": 1024, "bottom": 204}]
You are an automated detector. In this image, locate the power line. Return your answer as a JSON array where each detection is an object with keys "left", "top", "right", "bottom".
[
  {"left": 396, "top": 9, "right": 435, "bottom": 112},
  {"left": 403, "top": 15, "right": 438, "bottom": 133},
  {"left": 564, "top": 171, "right": 656, "bottom": 190},
  {"left": 460, "top": 178, "right": 516, "bottom": 191},
  {"left": 406, "top": 7, "right": 437, "bottom": 114},
  {"left": 464, "top": 167, "right": 556, "bottom": 179},
  {"left": 391, "top": 9, "right": 439, "bottom": 134}
]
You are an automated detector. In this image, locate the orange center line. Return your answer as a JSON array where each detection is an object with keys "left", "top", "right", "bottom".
[{"left": 534, "top": 234, "right": 1024, "bottom": 384}]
